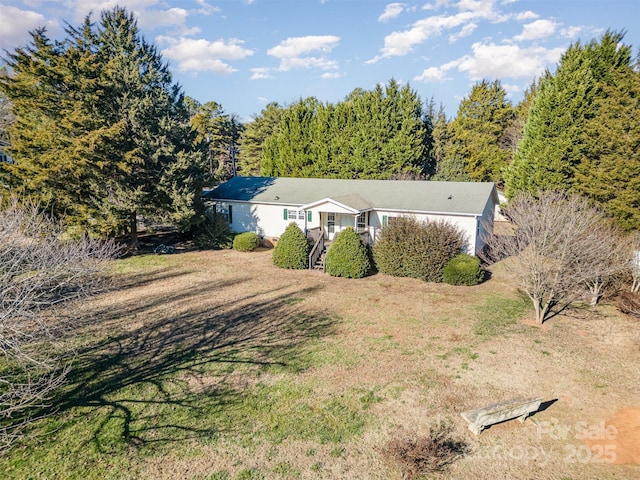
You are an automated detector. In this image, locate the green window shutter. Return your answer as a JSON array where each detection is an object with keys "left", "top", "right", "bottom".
[
  {"left": 228, "top": 205, "right": 233, "bottom": 224},
  {"left": 307, "top": 211, "right": 312, "bottom": 222},
  {"left": 382, "top": 215, "right": 388, "bottom": 227},
  {"left": 283, "top": 209, "right": 288, "bottom": 220}
]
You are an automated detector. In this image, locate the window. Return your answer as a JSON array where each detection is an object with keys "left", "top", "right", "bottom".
[
  {"left": 356, "top": 212, "right": 367, "bottom": 232},
  {"left": 327, "top": 213, "right": 335, "bottom": 234},
  {"left": 217, "top": 204, "right": 232, "bottom": 224},
  {"left": 382, "top": 215, "right": 398, "bottom": 227},
  {"left": 284, "top": 209, "right": 306, "bottom": 221}
]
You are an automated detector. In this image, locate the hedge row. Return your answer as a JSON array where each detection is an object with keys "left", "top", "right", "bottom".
[{"left": 271, "top": 217, "right": 484, "bottom": 285}]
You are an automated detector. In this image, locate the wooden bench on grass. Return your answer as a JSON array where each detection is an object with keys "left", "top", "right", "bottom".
[{"left": 461, "top": 397, "right": 543, "bottom": 435}]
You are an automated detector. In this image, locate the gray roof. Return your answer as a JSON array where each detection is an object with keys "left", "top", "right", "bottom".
[{"left": 206, "top": 176, "right": 497, "bottom": 216}]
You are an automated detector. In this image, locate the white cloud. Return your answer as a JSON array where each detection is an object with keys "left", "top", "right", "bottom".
[
  {"left": 560, "top": 25, "right": 586, "bottom": 39},
  {"left": 268, "top": 35, "right": 340, "bottom": 58},
  {"left": 0, "top": 4, "right": 60, "bottom": 50},
  {"left": 321, "top": 72, "right": 343, "bottom": 79},
  {"left": 515, "top": 10, "right": 538, "bottom": 21},
  {"left": 368, "top": 0, "right": 512, "bottom": 63},
  {"left": 415, "top": 41, "right": 564, "bottom": 85},
  {"left": 367, "top": 11, "right": 477, "bottom": 62},
  {"left": 137, "top": 7, "right": 189, "bottom": 29},
  {"left": 379, "top": 3, "right": 405, "bottom": 22},
  {"left": 513, "top": 19, "right": 557, "bottom": 41},
  {"left": 159, "top": 37, "right": 254, "bottom": 74},
  {"left": 250, "top": 67, "right": 273, "bottom": 80},
  {"left": 69, "top": 1, "right": 205, "bottom": 34},
  {"left": 268, "top": 35, "right": 340, "bottom": 72},
  {"left": 455, "top": 42, "right": 564, "bottom": 80},
  {"left": 72, "top": 0, "right": 159, "bottom": 21},
  {"left": 502, "top": 82, "right": 521, "bottom": 96},
  {"left": 449, "top": 22, "right": 477, "bottom": 42},
  {"left": 279, "top": 56, "right": 338, "bottom": 72},
  {"left": 413, "top": 65, "right": 451, "bottom": 82},
  {"left": 195, "top": 0, "right": 220, "bottom": 16}
]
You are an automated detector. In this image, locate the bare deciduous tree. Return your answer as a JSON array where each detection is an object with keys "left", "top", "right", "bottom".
[
  {"left": 630, "top": 232, "right": 640, "bottom": 294},
  {"left": 0, "top": 197, "right": 118, "bottom": 449},
  {"left": 581, "top": 221, "right": 631, "bottom": 305},
  {"left": 482, "top": 191, "right": 628, "bottom": 323}
]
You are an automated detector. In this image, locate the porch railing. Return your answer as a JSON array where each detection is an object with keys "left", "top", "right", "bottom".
[{"left": 308, "top": 230, "right": 325, "bottom": 271}]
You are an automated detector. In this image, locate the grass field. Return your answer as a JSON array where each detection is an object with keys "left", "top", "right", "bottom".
[{"left": 2, "top": 248, "right": 639, "bottom": 479}]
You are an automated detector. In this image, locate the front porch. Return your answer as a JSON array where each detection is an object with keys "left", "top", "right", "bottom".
[{"left": 306, "top": 226, "right": 371, "bottom": 272}]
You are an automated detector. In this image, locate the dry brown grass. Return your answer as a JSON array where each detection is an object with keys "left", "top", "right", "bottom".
[{"left": 13, "top": 247, "right": 639, "bottom": 479}]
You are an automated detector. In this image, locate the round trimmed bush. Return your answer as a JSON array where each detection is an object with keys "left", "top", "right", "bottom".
[
  {"left": 272, "top": 222, "right": 310, "bottom": 269},
  {"left": 233, "top": 232, "right": 260, "bottom": 252},
  {"left": 442, "top": 253, "right": 484, "bottom": 286},
  {"left": 325, "top": 227, "right": 371, "bottom": 279}
]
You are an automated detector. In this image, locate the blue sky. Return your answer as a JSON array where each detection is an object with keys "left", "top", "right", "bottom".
[{"left": 1, "top": 0, "right": 639, "bottom": 121}]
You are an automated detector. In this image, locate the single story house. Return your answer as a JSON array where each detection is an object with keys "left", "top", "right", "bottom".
[{"left": 204, "top": 176, "right": 499, "bottom": 256}]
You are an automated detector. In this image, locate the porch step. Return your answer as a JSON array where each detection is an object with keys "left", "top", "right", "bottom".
[{"left": 312, "top": 248, "right": 327, "bottom": 271}]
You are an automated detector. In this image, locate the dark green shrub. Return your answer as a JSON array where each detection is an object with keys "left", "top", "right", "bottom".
[
  {"left": 233, "top": 232, "right": 260, "bottom": 252},
  {"left": 194, "top": 210, "right": 233, "bottom": 249},
  {"left": 272, "top": 222, "right": 310, "bottom": 269},
  {"left": 442, "top": 253, "right": 484, "bottom": 286},
  {"left": 325, "top": 227, "right": 371, "bottom": 279},
  {"left": 373, "top": 216, "right": 466, "bottom": 282}
]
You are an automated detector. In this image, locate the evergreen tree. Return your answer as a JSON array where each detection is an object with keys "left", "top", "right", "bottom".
[
  {"left": 573, "top": 67, "right": 640, "bottom": 230},
  {"left": 189, "top": 100, "right": 243, "bottom": 181},
  {"left": 442, "top": 79, "right": 514, "bottom": 185},
  {"left": 260, "top": 79, "right": 430, "bottom": 179},
  {"left": 0, "top": 8, "right": 206, "bottom": 242},
  {"left": 237, "top": 102, "right": 283, "bottom": 176},
  {"left": 505, "top": 31, "right": 633, "bottom": 198}
]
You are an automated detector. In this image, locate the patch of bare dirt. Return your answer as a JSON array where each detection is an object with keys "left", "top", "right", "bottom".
[{"left": 584, "top": 407, "right": 640, "bottom": 465}]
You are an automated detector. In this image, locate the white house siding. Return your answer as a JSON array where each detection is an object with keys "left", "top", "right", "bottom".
[
  {"left": 223, "top": 202, "right": 324, "bottom": 239},
  {"left": 371, "top": 211, "right": 481, "bottom": 255},
  {"left": 477, "top": 198, "right": 496, "bottom": 253},
  {"left": 224, "top": 202, "right": 486, "bottom": 254}
]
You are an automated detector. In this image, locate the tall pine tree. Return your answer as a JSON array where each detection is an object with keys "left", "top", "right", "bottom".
[
  {"left": 260, "top": 80, "right": 430, "bottom": 179},
  {"left": 237, "top": 102, "right": 283, "bottom": 176},
  {"left": 573, "top": 67, "right": 640, "bottom": 230},
  {"left": 0, "top": 8, "right": 206, "bottom": 242},
  {"left": 440, "top": 79, "right": 514, "bottom": 185},
  {"left": 504, "top": 31, "right": 633, "bottom": 199}
]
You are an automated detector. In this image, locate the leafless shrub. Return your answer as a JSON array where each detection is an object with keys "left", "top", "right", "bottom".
[
  {"left": 481, "top": 191, "right": 630, "bottom": 323},
  {"left": 615, "top": 291, "right": 640, "bottom": 318},
  {"left": 382, "top": 422, "right": 468, "bottom": 479},
  {"left": 0, "top": 196, "right": 119, "bottom": 451}
]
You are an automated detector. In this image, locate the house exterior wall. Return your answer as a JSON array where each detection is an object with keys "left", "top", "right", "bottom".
[
  {"left": 219, "top": 201, "right": 322, "bottom": 239},
  {"left": 476, "top": 198, "right": 496, "bottom": 253},
  {"left": 216, "top": 196, "right": 495, "bottom": 255},
  {"left": 370, "top": 211, "right": 481, "bottom": 254}
]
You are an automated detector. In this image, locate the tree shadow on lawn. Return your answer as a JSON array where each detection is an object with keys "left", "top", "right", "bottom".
[{"left": 44, "top": 278, "right": 335, "bottom": 454}]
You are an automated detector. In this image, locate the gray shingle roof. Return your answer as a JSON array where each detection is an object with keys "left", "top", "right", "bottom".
[{"left": 206, "top": 176, "right": 497, "bottom": 216}]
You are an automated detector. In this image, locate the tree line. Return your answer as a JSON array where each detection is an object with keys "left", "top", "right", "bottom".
[
  {"left": 236, "top": 31, "right": 639, "bottom": 231},
  {"left": 1, "top": 8, "right": 638, "bottom": 234}
]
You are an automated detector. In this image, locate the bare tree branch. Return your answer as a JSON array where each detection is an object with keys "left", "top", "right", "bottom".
[
  {"left": 0, "top": 196, "right": 119, "bottom": 451},
  {"left": 481, "top": 191, "right": 629, "bottom": 323}
]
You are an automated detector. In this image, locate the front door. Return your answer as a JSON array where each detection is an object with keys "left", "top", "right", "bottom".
[{"left": 326, "top": 212, "right": 336, "bottom": 240}]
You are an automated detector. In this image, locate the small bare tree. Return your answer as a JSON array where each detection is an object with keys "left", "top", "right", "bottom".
[
  {"left": 0, "top": 196, "right": 118, "bottom": 450},
  {"left": 630, "top": 232, "right": 640, "bottom": 294},
  {"left": 581, "top": 221, "right": 631, "bottom": 305},
  {"left": 482, "top": 191, "right": 627, "bottom": 324}
]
